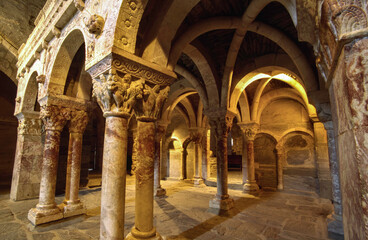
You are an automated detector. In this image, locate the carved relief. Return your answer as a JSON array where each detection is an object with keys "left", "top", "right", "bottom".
[
  {"left": 86, "top": 14, "right": 105, "bottom": 36},
  {"left": 73, "top": 0, "right": 85, "bottom": 11},
  {"left": 36, "top": 75, "right": 47, "bottom": 100},
  {"left": 92, "top": 70, "right": 144, "bottom": 115},
  {"left": 112, "top": 56, "right": 175, "bottom": 86},
  {"left": 40, "top": 105, "right": 71, "bottom": 131},
  {"left": 68, "top": 110, "right": 89, "bottom": 133},
  {"left": 208, "top": 113, "right": 234, "bottom": 139},
  {"left": 18, "top": 118, "right": 42, "bottom": 135},
  {"left": 345, "top": 38, "right": 368, "bottom": 126},
  {"left": 322, "top": 1, "right": 368, "bottom": 38},
  {"left": 133, "top": 84, "right": 170, "bottom": 121}
]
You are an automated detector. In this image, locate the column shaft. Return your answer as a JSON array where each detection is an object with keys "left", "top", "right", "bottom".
[
  {"left": 154, "top": 137, "right": 166, "bottom": 196},
  {"left": 100, "top": 116, "right": 128, "bottom": 240},
  {"left": 276, "top": 151, "right": 283, "bottom": 190}
]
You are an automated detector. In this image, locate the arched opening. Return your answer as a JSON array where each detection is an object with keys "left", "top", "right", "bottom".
[{"left": 0, "top": 71, "right": 17, "bottom": 190}]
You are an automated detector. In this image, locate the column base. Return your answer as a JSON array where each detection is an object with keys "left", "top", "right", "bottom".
[
  {"left": 61, "top": 201, "right": 86, "bottom": 218},
  {"left": 243, "top": 181, "right": 259, "bottom": 194},
  {"left": 28, "top": 205, "right": 63, "bottom": 225},
  {"left": 126, "top": 227, "right": 162, "bottom": 240},
  {"left": 193, "top": 177, "right": 204, "bottom": 186},
  {"left": 277, "top": 184, "right": 283, "bottom": 190},
  {"left": 209, "top": 195, "right": 234, "bottom": 210},
  {"left": 328, "top": 214, "right": 344, "bottom": 236},
  {"left": 154, "top": 187, "right": 166, "bottom": 197}
]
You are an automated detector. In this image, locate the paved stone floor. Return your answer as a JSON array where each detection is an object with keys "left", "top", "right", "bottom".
[{"left": 0, "top": 175, "right": 341, "bottom": 240}]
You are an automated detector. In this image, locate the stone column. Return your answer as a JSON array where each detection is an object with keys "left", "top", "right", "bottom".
[
  {"left": 28, "top": 105, "right": 70, "bottom": 225},
  {"left": 127, "top": 82, "right": 170, "bottom": 240},
  {"left": 323, "top": 121, "right": 343, "bottom": 236},
  {"left": 241, "top": 133, "right": 248, "bottom": 185},
  {"left": 91, "top": 70, "right": 142, "bottom": 240},
  {"left": 208, "top": 112, "right": 234, "bottom": 211},
  {"left": 201, "top": 128, "right": 209, "bottom": 181},
  {"left": 239, "top": 122, "right": 259, "bottom": 194},
  {"left": 154, "top": 123, "right": 167, "bottom": 197},
  {"left": 62, "top": 110, "right": 89, "bottom": 218},
  {"left": 276, "top": 146, "right": 284, "bottom": 190},
  {"left": 11, "top": 114, "right": 43, "bottom": 201},
  {"left": 190, "top": 128, "right": 204, "bottom": 185},
  {"left": 312, "top": 120, "right": 332, "bottom": 199}
]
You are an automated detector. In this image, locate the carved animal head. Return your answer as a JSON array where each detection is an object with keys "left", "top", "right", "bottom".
[{"left": 86, "top": 14, "right": 105, "bottom": 36}]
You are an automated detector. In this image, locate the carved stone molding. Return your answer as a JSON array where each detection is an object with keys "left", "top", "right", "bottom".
[
  {"left": 112, "top": 53, "right": 175, "bottom": 86},
  {"left": 40, "top": 105, "right": 71, "bottom": 131},
  {"left": 73, "top": 0, "right": 85, "bottom": 11},
  {"left": 18, "top": 118, "right": 42, "bottom": 135},
  {"left": 133, "top": 84, "right": 170, "bottom": 121},
  {"left": 68, "top": 110, "right": 89, "bottom": 133}
]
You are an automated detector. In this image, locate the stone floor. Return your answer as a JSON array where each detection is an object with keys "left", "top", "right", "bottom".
[{"left": 0, "top": 175, "right": 342, "bottom": 240}]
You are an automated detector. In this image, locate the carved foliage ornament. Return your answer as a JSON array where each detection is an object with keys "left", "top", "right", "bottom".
[
  {"left": 68, "top": 110, "right": 89, "bottom": 133},
  {"left": 18, "top": 118, "right": 42, "bottom": 135},
  {"left": 112, "top": 57, "right": 174, "bottom": 86},
  {"left": 40, "top": 105, "right": 72, "bottom": 131},
  {"left": 322, "top": 0, "right": 368, "bottom": 38}
]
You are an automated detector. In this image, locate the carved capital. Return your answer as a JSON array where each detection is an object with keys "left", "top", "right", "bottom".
[
  {"left": 68, "top": 110, "right": 89, "bottom": 133},
  {"left": 189, "top": 128, "right": 204, "bottom": 144},
  {"left": 238, "top": 122, "right": 259, "bottom": 141},
  {"left": 92, "top": 70, "right": 143, "bottom": 118},
  {"left": 133, "top": 83, "right": 170, "bottom": 122},
  {"left": 40, "top": 105, "right": 71, "bottom": 131},
  {"left": 208, "top": 112, "right": 234, "bottom": 139},
  {"left": 18, "top": 118, "right": 42, "bottom": 135}
]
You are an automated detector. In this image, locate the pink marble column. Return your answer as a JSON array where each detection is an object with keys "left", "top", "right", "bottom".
[
  {"left": 127, "top": 120, "right": 161, "bottom": 240},
  {"left": 62, "top": 110, "right": 89, "bottom": 218},
  {"left": 154, "top": 123, "right": 167, "bottom": 197},
  {"left": 208, "top": 113, "right": 234, "bottom": 211},
  {"left": 28, "top": 105, "right": 69, "bottom": 225},
  {"left": 239, "top": 123, "right": 259, "bottom": 194},
  {"left": 100, "top": 114, "right": 129, "bottom": 240}
]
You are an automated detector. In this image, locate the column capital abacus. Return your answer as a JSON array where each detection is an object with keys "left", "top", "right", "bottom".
[
  {"left": 238, "top": 122, "right": 259, "bottom": 141},
  {"left": 68, "top": 110, "right": 89, "bottom": 133},
  {"left": 40, "top": 105, "right": 71, "bottom": 131}
]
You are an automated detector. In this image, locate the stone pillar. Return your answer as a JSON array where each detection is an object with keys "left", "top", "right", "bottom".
[
  {"left": 312, "top": 120, "right": 332, "bottom": 199},
  {"left": 11, "top": 114, "right": 43, "bottom": 201},
  {"left": 239, "top": 122, "right": 259, "bottom": 194},
  {"left": 276, "top": 146, "right": 284, "bottom": 190},
  {"left": 154, "top": 123, "right": 167, "bottom": 197},
  {"left": 62, "top": 110, "right": 89, "bottom": 218},
  {"left": 127, "top": 82, "right": 171, "bottom": 240},
  {"left": 241, "top": 133, "right": 248, "bottom": 185},
  {"left": 201, "top": 129, "right": 209, "bottom": 181},
  {"left": 180, "top": 149, "right": 185, "bottom": 180},
  {"left": 28, "top": 105, "right": 70, "bottom": 225},
  {"left": 190, "top": 128, "right": 204, "bottom": 185},
  {"left": 208, "top": 112, "right": 234, "bottom": 211},
  {"left": 323, "top": 121, "right": 343, "bottom": 236},
  {"left": 91, "top": 70, "right": 140, "bottom": 240}
]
